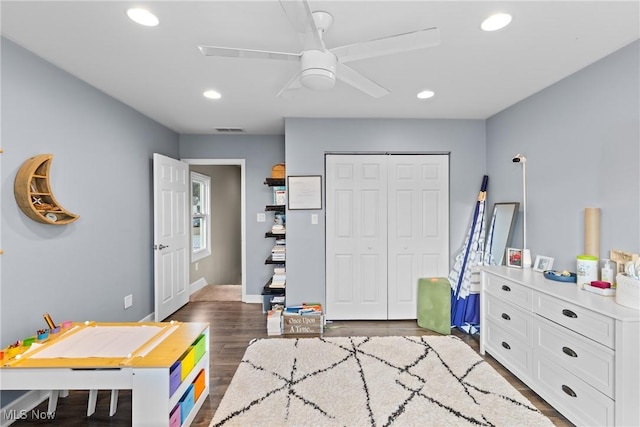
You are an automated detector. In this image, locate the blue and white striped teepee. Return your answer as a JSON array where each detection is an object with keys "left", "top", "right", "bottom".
[{"left": 449, "top": 175, "right": 488, "bottom": 334}]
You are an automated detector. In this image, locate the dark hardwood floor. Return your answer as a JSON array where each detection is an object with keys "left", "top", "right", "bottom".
[{"left": 12, "top": 301, "right": 573, "bottom": 426}]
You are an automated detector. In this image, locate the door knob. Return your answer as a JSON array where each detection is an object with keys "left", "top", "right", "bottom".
[{"left": 154, "top": 244, "right": 169, "bottom": 250}]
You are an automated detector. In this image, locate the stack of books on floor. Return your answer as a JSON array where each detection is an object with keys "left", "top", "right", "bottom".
[
  {"left": 266, "top": 308, "right": 282, "bottom": 336},
  {"left": 282, "top": 304, "right": 324, "bottom": 335}
]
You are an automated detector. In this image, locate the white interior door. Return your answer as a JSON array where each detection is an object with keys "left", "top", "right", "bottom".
[
  {"left": 387, "top": 155, "right": 449, "bottom": 319},
  {"left": 153, "top": 153, "right": 189, "bottom": 321},
  {"left": 326, "top": 154, "right": 449, "bottom": 320},
  {"left": 326, "top": 155, "right": 388, "bottom": 320}
]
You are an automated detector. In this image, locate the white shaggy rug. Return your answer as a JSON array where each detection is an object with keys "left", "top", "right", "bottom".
[{"left": 210, "top": 336, "right": 553, "bottom": 427}]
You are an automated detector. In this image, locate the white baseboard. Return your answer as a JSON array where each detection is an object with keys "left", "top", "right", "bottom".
[
  {"left": 0, "top": 390, "right": 52, "bottom": 427},
  {"left": 244, "top": 294, "right": 263, "bottom": 304},
  {"left": 139, "top": 313, "right": 154, "bottom": 322},
  {"left": 189, "top": 278, "right": 208, "bottom": 294}
]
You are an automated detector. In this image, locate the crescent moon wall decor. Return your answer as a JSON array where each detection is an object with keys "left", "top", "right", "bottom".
[{"left": 14, "top": 154, "right": 79, "bottom": 225}]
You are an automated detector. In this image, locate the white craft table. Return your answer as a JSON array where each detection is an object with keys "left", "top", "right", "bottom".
[{"left": 0, "top": 322, "right": 209, "bottom": 427}]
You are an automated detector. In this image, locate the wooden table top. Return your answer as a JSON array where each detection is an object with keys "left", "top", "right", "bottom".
[{"left": 1, "top": 322, "right": 209, "bottom": 369}]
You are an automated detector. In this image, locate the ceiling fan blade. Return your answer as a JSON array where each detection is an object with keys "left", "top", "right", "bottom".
[
  {"left": 336, "top": 63, "right": 389, "bottom": 98},
  {"left": 279, "top": 0, "right": 325, "bottom": 51},
  {"left": 276, "top": 71, "right": 303, "bottom": 98},
  {"left": 332, "top": 27, "right": 440, "bottom": 64},
  {"left": 198, "top": 45, "right": 300, "bottom": 62}
]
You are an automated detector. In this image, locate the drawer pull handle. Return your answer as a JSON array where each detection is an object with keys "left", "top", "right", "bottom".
[
  {"left": 562, "top": 346, "right": 578, "bottom": 358},
  {"left": 501, "top": 313, "right": 511, "bottom": 321},
  {"left": 562, "top": 385, "right": 577, "bottom": 398},
  {"left": 501, "top": 341, "right": 511, "bottom": 350},
  {"left": 562, "top": 309, "right": 578, "bottom": 318},
  {"left": 501, "top": 285, "right": 511, "bottom": 292}
]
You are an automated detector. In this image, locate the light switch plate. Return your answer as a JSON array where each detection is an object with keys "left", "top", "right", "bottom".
[
  {"left": 311, "top": 214, "right": 318, "bottom": 225},
  {"left": 257, "top": 213, "right": 266, "bottom": 222}
]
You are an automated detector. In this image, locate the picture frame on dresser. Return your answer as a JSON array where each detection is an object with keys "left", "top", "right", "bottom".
[
  {"left": 533, "top": 255, "right": 554, "bottom": 272},
  {"left": 506, "top": 248, "right": 522, "bottom": 268}
]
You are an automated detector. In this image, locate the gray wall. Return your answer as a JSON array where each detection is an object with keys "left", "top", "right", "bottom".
[
  {"left": 0, "top": 37, "right": 178, "bottom": 365},
  {"left": 188, "top": 165, "right": 242, "bottom": 286},
  {"left": 284, "top": 118, "right": 486, "bottom": 307},
  {"left": 486, "top": 40, "right": 639, "bottom": 271},
  {"left": 179, "top": 135, "right": 285, "bottom": 297}
]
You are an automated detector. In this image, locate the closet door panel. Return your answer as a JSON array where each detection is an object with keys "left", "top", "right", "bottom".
[
  {"left": 326, "top": 155, "right": 387, "bottom": 320},
  {"left": 388, "top": 155, "right": 449, "bottom": 319}
]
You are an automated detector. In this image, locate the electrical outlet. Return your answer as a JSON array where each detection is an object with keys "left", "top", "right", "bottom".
[
  {"left": 195, "top": 262, "right": 199, "bottom": 271},
  {"left": 124, "top": 294, "right": 133, "bottom": 309}
]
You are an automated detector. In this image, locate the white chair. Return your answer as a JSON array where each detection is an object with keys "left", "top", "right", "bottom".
[{"left": 87, "top": 389, "right": 119, "bottom": 417}]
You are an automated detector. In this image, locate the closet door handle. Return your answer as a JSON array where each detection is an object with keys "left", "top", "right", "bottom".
[
  {"left": 562, "top": 346, "right": 578, "bottom": 358},
  {"left": 501, "top": 285, "right": 511, "bottom": 292},
  {"left": 562, "top": 309, "right": 578, "bottom": 319},
  {"left": 501, "top": 341, "right": 511, "bottom": 350},
  {"left": 562, "top": 385, "right": 577, "bottom": 398},
  {"left": 501, "top": 313, "right": 511, "bottom": 321}
]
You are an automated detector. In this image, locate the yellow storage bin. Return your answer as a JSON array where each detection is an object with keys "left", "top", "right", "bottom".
[{"left": 179, "top": 346, "right": 196, "bottom": 382}]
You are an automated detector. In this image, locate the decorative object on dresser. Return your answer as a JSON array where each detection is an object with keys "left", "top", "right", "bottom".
[
  {"left": 533, "top": 255, "right": 554, "bottom": 272},
  {"left": 210, "top": 335, "right": 553, "bottom": 427},
  {"left": 483, "top": 201, "right": 519, "bottom": 266},
  {"left": 480, "top": 266, "right": 640, "bottom": 426},
  {"left": 506, "top": 247, "right": 523, "bottom": 268},
  {"left": 511, "top": 153, "right": 531, "bottom": 268}
]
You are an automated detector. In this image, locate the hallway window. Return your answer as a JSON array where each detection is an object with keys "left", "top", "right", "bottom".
[{"left": 191, "top": 171, "right": 211, "bottom": 262}]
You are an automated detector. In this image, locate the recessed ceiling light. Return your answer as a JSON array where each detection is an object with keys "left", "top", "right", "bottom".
[
  {"left": 203, "top": 90, "right": 222, "bottom": 100},
  {"left": 126, "top": 8, "right": 159, "bottom": 27},
  {"left": 417, "top": 90, "right": 435, "bottom": 99},
  {"left": 481, "top": 13, "right": 512, "bottom": 32}
]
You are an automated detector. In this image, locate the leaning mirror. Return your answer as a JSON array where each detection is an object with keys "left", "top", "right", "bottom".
[{"left": 484, "top": 202, "right": 519, "bottom": 266}]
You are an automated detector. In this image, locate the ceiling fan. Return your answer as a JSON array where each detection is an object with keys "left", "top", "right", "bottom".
[{"left": 197, "top": 0, "right": 440, "bottom": 98}]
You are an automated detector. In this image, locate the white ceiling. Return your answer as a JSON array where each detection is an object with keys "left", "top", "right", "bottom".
[{"left": 2, "top": 1, "right": 638, "bottom": 135}]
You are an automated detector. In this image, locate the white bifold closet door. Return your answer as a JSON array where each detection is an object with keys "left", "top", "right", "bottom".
[{"left": 326, "top": 154, "right": 449, "bottom": 320}]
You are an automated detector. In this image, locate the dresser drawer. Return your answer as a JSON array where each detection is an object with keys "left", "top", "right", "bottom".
[
  {"left": 533, "top": 354, "right": 614, "bottom": 426},
  {"left": 484, "top": 274, "right": 532, "bottom": 311},
  {"left": 534, "top": 315, "right": 615, "bottom": 398},
  {"left": 485, "top": 293, "right": 533, "bottom": 345},
  {"left": 533, "top": 292, "right": 615, "bottom": 348},
  {"left": 485, "top": 319, "right": 533, "bottom": 379}
]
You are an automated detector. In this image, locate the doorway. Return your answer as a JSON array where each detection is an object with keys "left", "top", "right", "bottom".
[{"left": 183, "top": 159, "right": 246, "bottom": 302}]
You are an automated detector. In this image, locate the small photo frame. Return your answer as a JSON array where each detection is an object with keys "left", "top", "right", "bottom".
[
  {"left": 533, "top": 255, "right": 555, "bottom": 272},
  {"left": 506, "top": 248, "right": 523, "bottom": 268}
]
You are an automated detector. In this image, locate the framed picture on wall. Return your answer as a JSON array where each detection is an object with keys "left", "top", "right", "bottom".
[
  {"left": 288, "top": 175, "right": 322, "bottom": 210},
  {"left": 506, "top": 248, "right": 523, "bottom": 268}
]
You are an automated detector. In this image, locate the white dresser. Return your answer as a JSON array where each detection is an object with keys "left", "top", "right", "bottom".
[{"left": 480, "top": 266, "right": 640, "bottom": 426}]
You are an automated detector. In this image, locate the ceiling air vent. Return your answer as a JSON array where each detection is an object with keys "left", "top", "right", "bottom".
[{"left": 215, "top": 127, "right": 245, "bottom": 133}]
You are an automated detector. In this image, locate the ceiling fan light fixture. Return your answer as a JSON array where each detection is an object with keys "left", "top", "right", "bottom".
[
  {"left": 417, "top": 90, "right": 435, "bottom": 99},
  {"left": 203, "top": 90, "right": 222, "bottom": 100},
  {"left": 301, "top": 69, "right": 336, "bottom": 91},
  {"left": 481, "top": 13, "right": 512, "bottom": 31},
  {"left": 300, "top": 50, "right": 337, "bottom": 91},
  {"left": 126, "top": 8, "right": 159, "bottom": 27}
]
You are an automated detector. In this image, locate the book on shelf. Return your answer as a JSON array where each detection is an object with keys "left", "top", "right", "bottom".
[
  {"left": 271, "top": 224, "right": 286, "bottom": 234},
  {"left": 273, "top": 186, "right": 287, "bottom": 206}
]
